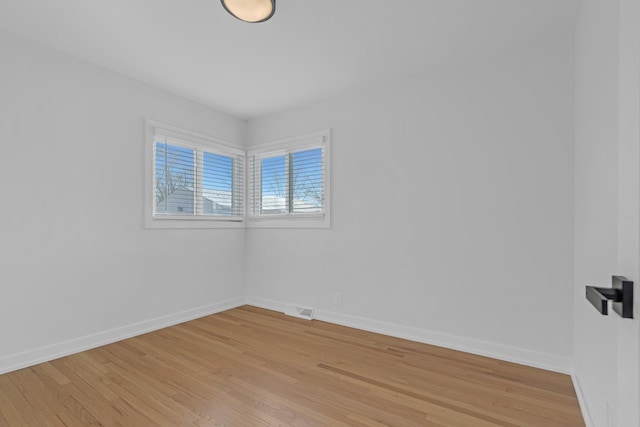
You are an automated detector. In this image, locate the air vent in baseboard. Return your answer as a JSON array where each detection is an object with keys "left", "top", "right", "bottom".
[{"left": 284, "top": 304, "right": 314, "bottom": 320}]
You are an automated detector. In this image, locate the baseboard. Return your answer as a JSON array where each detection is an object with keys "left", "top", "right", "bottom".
[
  {"left": 0, "top": 297, "right": 245, "bottom": 375},
  {"left": 571, "top": 371, "right": 595, "bottom": 427},
  {"left": 1, "top": 295, "right": 573, "bottom": 378},
  {"left": 245, "top": 296, "right": 572, "bottom": 374},
  {"left": 245, "top": 296, "right": 287, "bottom": 313}
]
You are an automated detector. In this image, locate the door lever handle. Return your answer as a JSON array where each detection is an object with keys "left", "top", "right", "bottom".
[{"left": 586, "top": 276, "right": 633, "bottom": 319}]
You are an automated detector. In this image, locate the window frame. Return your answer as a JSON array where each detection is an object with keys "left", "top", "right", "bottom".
[
  {"left": 247, "top": 130, "right": 331, "bottom": 229},
  {"left": 144, "top": 119, "right": 246, "bottom": 229}
]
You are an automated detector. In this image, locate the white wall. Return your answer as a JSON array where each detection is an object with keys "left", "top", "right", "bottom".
[
  {"left": 246, "top": 34, "right": 575, "bottom": 372},
  {"left": 7, "top": 11, "right": 639, "bottom": 425},
  {"left": 573, "top": 0, "right": 640, "bottom": 425},
  {"left": 0, "top": 30, "right": 246, "bottom": 373}
]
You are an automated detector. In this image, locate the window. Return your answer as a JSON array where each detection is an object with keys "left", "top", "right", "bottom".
[
  {"left": 248, "top": 130, "right": 330, "bottom": 228},
  {"left": 145, "top": 120, "right": 245, "bottom": 228}
]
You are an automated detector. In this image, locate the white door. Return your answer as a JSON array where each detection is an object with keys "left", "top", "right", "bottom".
[{"left": 574, "top": 0, "right": 640, "bottom": 426}]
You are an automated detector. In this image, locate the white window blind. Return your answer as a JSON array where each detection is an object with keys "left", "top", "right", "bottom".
[
  {"left": 153, "top": 127, "right": 244, "bottom": 220},
  {"left": 248, "top": 131, "right": 330, "bottom": 226}
]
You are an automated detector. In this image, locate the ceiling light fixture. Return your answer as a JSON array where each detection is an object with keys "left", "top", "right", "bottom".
[{"left": 221, "top": 0, "right": 276, "bottom": 23}]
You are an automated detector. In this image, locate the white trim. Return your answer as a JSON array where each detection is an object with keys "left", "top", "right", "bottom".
[
  {"left": 152, "top": 123, "right": 245, "bottom": 156},
  {"left": 151, "top": 214, "right": 244, "bottom": 222},
  {"left": 248, "top": 216, "right": 330, "bottom": 229},
  {"left": 247, "top": 130, "right": 328, "bottom": 155},
  {"left": 247, "top": 129, "right": 331, "bottom": 229},
  {"left": 0, "top": 297, "right": 245, "bottom": 375},
  {"left": 571, "top": 371, "right": 595, "bottom": 427},
  {"left": 245, "top": 296, "right": 287, "bottom": 312},
  {"left": 144, "top": 119, "right": 246, "bottom": 229},
  {"left": 249, "top": 212, "right": 324, "bottom": 221},
  {"left": 1, "top": 294, "right": 585, "bottom": 427},
  {"left": 245, "top": 297, "right": 572, "bottom": 374}
]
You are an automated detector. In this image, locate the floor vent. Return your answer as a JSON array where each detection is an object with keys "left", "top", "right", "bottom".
[{"left": 284, "top": 305, "right": 314, "bottom": 320}]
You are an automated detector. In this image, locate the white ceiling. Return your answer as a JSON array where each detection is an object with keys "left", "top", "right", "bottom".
[{"left": 0, "top": 0, "right": 580, "bottom": 119}]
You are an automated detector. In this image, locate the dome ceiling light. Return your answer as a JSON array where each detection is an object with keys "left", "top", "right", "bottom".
[{"left": 221, "top": 0, "right": 276, "bottom": 23}]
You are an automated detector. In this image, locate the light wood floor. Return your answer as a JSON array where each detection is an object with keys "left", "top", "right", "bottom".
[{"left": 0, "top": 306, "right": 584, "bottom": 426}]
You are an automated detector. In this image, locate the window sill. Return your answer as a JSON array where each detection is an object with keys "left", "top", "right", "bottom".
[
  {"left": 145, "top": 216, "right": 245, "bottom": 229},
  {"left": 248, "top": 214, "right": 330, "bottom": 229}
]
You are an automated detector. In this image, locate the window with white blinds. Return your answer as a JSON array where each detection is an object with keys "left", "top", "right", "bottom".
[
  {"left": 248, "top": 130, "right": 331, "bottom": 228},
  {"left": 146, "top": 120, "right": 245, "bottom": 227}
]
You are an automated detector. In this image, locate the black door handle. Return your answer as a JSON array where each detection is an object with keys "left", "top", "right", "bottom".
[{"left": 586, "top": 276, "right": 633, "bottom": 319}]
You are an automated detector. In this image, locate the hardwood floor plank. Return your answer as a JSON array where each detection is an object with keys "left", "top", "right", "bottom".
[
  {"left": 0, "top": 375, "right": 60, "bottom": 426},
  {"left": 7, "top": 368, "right": 71, "bottom": 427},
  {"left": 0, "top": 306, "right": 584, "bottom": 426},
  {"left": 0, "top": 387, "right": 32, "bottom": 426}
]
